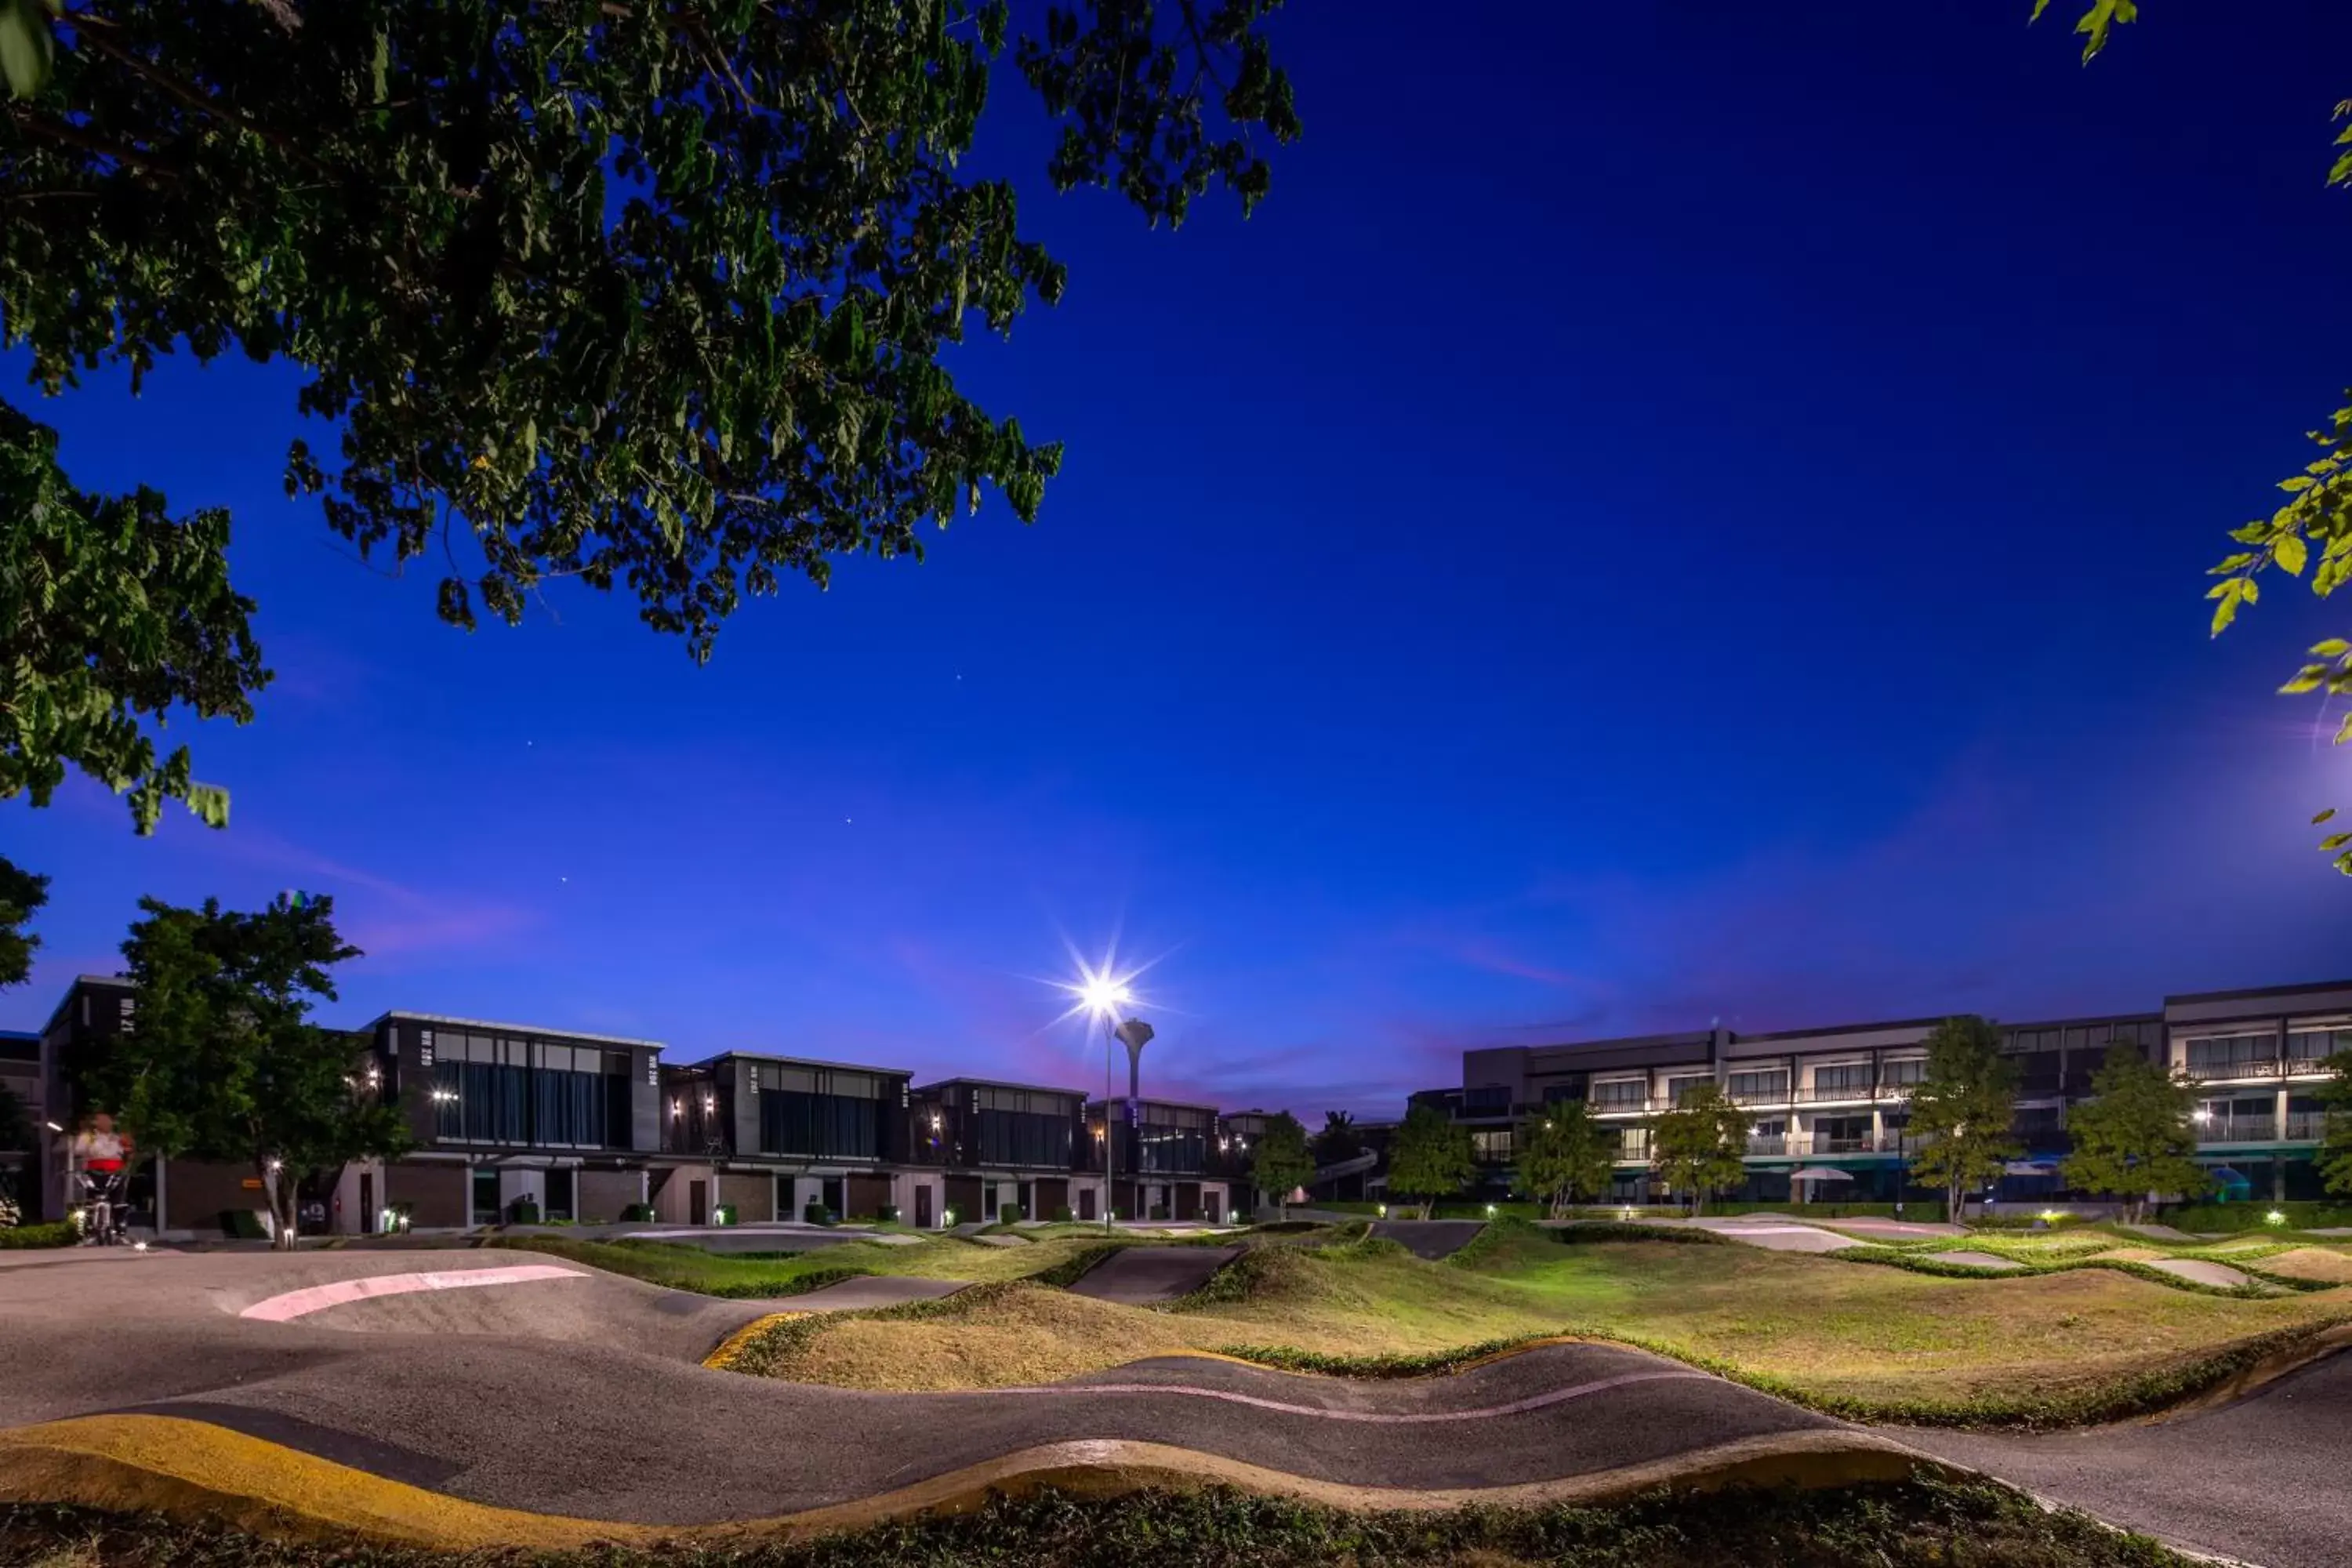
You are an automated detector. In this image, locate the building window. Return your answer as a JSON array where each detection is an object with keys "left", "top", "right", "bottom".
[
  {"left": 1879, "top": 1058, "right": 1927, "bottom": 1087},
  {"left": 543, "top": 1169, "right": 575, "bottom": 1221},
  {"left": 1464, "top": 1085, "right": 1512, "bottom": 1114},
  {"left": 1663, "top": 1074, "right": 1713, "bottom": 1106},
  {"left": 2195, "top": 1095, "right": 2277, "bottom": 1141},
  {"left": 1471, "top": 1128, "right": 1515, "bottom": 1164},
  {"left": 2287, "top": 1028, "right": 2351, "bottom": 1067},
  {"left": 1812, "top": 1064, "right": 1871, "bottom": 1097},
  {"left": 2187, "top": 1033, "right": 2279, "bottom": 1076},
  {"left": 470, "top": 1170, "right": 500, "bottom": 1225},
  {"left": 1591, "top": 1079, "right": 1647, "bottom": 1110},
  {"left": 1613, "top": 1127, "right": 1650, "bottom": 1162},
  {"left": 1811, "top": 1115, "right": 1872, "bottom": 1153},
  {"left": 1726, "top": 1069, "right": 1789, "bottom": 1102}
]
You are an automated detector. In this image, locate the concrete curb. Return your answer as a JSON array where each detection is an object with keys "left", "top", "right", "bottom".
[{"left": 0, "top": 1414, "right": 1952, "bottom": 1550}]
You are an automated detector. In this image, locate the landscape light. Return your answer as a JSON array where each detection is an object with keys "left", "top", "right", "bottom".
[
  {"left": 2266, "top": 1210, "right": 2288, "bottom": 1226},
  {"left": 44, "top": 1121, "right": 63, "bottom": 1134},
  {"left": 1485, "top": 1203, "right": 1497, "bottom": 1218},
  {"left": 1377, "top": 1203, "right": 1388, "bottom": 1218},
  {"left": 2039, "top": 1209, "right": 2062, "bottom": 1223},
  {"left": 2193, "top": 1108, "right": 2212, "bottom": 1124},
  {"left": 132, "top": 1240, "right": 148, "bottom": 1253}
]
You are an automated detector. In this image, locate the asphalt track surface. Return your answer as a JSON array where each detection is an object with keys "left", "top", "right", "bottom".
[
  {"left": 1368, "top": 1221, "right": 1486, "bottom": 1260},
  {"left": 1063, "top": 1245, "right": 1243, "bottom": 1304},
  {"left": 1906, "top": 1353, "right": 2352, "bottom": 1568},
  {"left": 0, "top": 1247, "right": 1910, "bottom": 1537},
  {"left": 2, "top": 1246, "right": 2346, "bottom": 1564}
]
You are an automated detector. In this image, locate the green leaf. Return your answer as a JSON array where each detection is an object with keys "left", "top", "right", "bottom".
[
  {"left": 2281, "top": 665, "right": 2328, "bottom": 695},
  {"left": 2319, "top": 808, "right": 2341, "bottom": 826},
  {"left": 2321, "top": 833, "right": 2352, "bottom": 852},
  {"left": 0, "top": 0, "right": 53, "bottom": 100},
  {"left": 2313, "top": 639, "right": 2352, "bottom": 659},
  {"left": 2277, "top": 534, "right": 2310, "bottom": 576}
]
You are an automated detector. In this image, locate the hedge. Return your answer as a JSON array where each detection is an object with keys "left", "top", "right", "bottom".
[
  {"left": 2170, "top": 1201, "right": 2352, "bottom": 1232},
  {"left": 0, "top": 1221, "right": 77, "bottom": 1249}
]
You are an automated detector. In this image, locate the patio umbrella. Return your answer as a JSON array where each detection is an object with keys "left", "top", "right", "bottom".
[
  {"left": 1787, "top": 1167, "right": 1853, "bottom": 1181},
  {"left": 2002, "top": 1160, "right": 2056, "bottom": 1175}
]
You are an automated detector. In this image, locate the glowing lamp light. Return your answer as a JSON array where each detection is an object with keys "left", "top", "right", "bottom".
[
  {"left": 1485, "top": 1203, "right": 1498, "bottom": 1218},
  {"left": 2039, "top": 1209, "right": 2062, "bottom": 1223},
  {"left": 2266, "top": 1209, "right": 2288, "bottom": 1226},
  {"left": 1376, "top": 1203, "right": 1388, "bottom": 1218},
  {"left": 2193, "top": 1108, "right": 2212, "bottom": 1124},
  {"left": 1078, "top": 974, "right": 1132, "bottom": 1019}
]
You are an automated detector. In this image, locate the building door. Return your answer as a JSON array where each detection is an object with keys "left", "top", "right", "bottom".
[
  {"left": 915, "top": 1184, "right": 934, "bottom": 1229},
  {"left": 359, "top": 1171, "right": 376, "bottom": 1235},
  {"left": 1017, "top": 1181, "right": 1033, "bottom": 1220},
  {"left": 688, "top": 1179, "right": 708, "bottom": 1226},
  {"left": 1201, "top": 1189, "right": 1219, "bottom": 1223},
  {"left": 472, "top": 1169, "right": 500, "bottom": 1226},
  {"left": 1078, "top": 1185, "right": 1097, "bottom": 1221}
]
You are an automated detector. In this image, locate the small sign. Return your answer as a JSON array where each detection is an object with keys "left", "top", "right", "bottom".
[{"left": 240, "top": 1178, "right": 263, "bottom": 1191}]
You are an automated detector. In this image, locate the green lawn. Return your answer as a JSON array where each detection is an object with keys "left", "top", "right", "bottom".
[
  {"left": 503, "top": 1232, "right": 1121, "bottom": 1294},
  {"left": 724, "top": 1223, "right": 2350, "bottom": 1424}
]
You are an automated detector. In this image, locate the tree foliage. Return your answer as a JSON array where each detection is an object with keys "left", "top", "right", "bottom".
[
  {"left": 1385, "top": 1102, "right": 1475, "bottom": 1218},
  {"left": 1311, "top": 1109, "right": 1362, "bottom": 1165},
  {"left": 2318, "top": 1050, "right": 2352, "bottom": 1200},
  {"left": 2060, "top": 1046, "right": 2208, "bottom": 1224},
  {"left": 1247, "top": 1109, "right": 1312, "bottom": 1218},
  {"left": 2033, "top": 2, "right": 2350, "bottom": 873},
  {"left": 0, "top": 0, "right": 1298, "bottom": 830},
  {"left": 1648, "top": 1080, "right": 1749, "bottom": 1216},
  {"left": 1514, "top": 1099, "right": 1616, "bottom": 1219},
  {"left": 0, "top": 852, "right": 49, "bottom": 989},
  {"left": 2, "top": 408, "right": 267, "bottom": 830},
  {"left": 1907, "top": 1015, "right": 2021, "bottom": 1222},
  {"left": 75, "top": 890, "right": 410, "bottom": 1247}
]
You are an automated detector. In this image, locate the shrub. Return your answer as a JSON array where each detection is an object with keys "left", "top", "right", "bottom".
[
  {"left": 1149, "top": 1203, "right": 1171, "bottom": 1221},
  {"left": 1054, "top": 1204, "right": 1075, "bottom": 1222},
  {"left": 506, "top": 1197, "right": 542, "bottom": 1225},
  {"left": 803, "top": 1200, "right": 833, "bottom": 1225},
  {"left": 2171, "top": 1201, "right": 2352, "bottom": 1232},
  {"left": 0, "top": 1221, "right": 76, "bottom": 1249},
  {"left": 710, "top": 1204, "right": 737, "bottom": 1226},
  {"left": 875, "top": 1203, "right": 899, "bottom": 1224},
  {"left": 998, "top": 1203, "right": 1022, "bottom": 1225},
  {"left": 620, "top": 1203, "right": 655, "bottom": 1222},
  {"left": 222, "top": 1209, "right": 269, "bottom": 1240}
]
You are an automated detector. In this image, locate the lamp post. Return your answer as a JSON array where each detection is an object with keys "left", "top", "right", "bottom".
[{"left": 1077, "top": 974, "right": 1152, "bottom": 1236}]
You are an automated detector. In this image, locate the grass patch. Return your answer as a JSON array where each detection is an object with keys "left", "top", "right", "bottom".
[
  {"left": 0, "top": 1476, "right": 2204, "bottom": 1568},
  {"left": 723, "top": 1230, "right": 2351, "bottom": 1426},
  {"left": 0, "top": 1222, "right": 76, "bottom": 1250},
  {"left": 501, "top": 1231, "right": 1149, "bottom": 1295}
]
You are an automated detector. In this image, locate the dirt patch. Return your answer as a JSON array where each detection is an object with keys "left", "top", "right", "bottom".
[
  {"left": 2255, "top": 1248, "right": 2352, "bottom": 1286},
  {"left": 763, "top": 1284, "right": 1200, "bottom": 1390}
]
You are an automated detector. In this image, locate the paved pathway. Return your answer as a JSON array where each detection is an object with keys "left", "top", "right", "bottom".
[
  {"left": 2141, "top": 1257, "right": 2253, "bottom": 1290},
  {"left": 1368, "top": 1220, "right": 1486, "bottom": 1259},
  {"left": 1907, "top": 1352, "right": 2352, "bottom": 1568},
  {"left": 1065, "top": 1246, "right": 1242, "bottom": 1305},
  {"left": 0, "top": 1248, "right": 1902, "bottom": 1538},
  {"left": 1666, "top": 1218, "right": 1861, "bottom": 1254},
  {"left": 4, "top": 1245, "right": 2345, "bottom": 1566},
  {"left": 782, "top": 1276, "right": 969, "bottom": 1312}
]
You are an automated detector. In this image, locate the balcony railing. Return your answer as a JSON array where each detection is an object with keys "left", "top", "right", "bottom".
[
  {"left": 2195, "top": 1116, "right": 2278, "bottom": 1143},
  {"left": 1601, "top": 1085, "right": 1919, "bottom": 1116},
  {"left": 1746, "top": 1135, "right": 1788, "bottom": 1156},
  {"left": 2185, "top": 1058, "right": 2334, "bottom": 1082},
  {"left": 2286, "top": 1112, "right": 2328, "bottom": 1141}
]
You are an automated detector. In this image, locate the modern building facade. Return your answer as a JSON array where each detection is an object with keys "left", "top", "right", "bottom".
[
  {"left": 20, "top": 974, "right": 1243, "bottom": 1237},
  {"left": 1442, "top": 978, "right": 2352, "bottom": 1207}
]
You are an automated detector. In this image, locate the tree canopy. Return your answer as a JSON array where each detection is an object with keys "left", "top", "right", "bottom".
[
  {"left": 0, "top": 853, "right": 48, "bottom": 989},
  {"left": 1514, "top": 1099, "right": 1615, "bottom": 1219},
  {"left": 1247, "top": 1109, "right": 1312, "bottom": 1218},
  {"left": 1906, "top": 1014, "right": 2020, "bottom": 1221},
  {"left": 1311, "top": 1109, "right": 1362, "bottom": 1165},
  {"left": 1385, "top": 1102, "right": 1474, "bottom": 1218},
  {"left": 0, "top": 0, "right": 1298, "bottom": 831},
  {"left": 1648, "top": 1080, "right": 1748, "bottom": 1216},
  {"left": 76, "top": 890, "right": 410, "bottom": 1246},
  {"left": 2060, "top": 1046, "right": 2208, "bottom": 1224},
  {"left": 2034, "top": 2, "right": 2351, "bottom": 873},
  {"left": 2318, "top": 1050, "right": 2352, "bottom": 1200}
]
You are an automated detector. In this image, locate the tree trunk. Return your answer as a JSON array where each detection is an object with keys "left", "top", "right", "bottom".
[{"left": 261, "top": 1160, "right": 298, "bottom": 1250}]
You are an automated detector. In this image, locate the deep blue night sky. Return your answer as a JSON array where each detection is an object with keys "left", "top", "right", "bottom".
[{"left": 8, "top": 3, "right": 2351, "bottom": 1116}]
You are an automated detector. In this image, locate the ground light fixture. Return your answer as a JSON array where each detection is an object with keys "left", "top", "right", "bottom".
[
  {"left": 2267, "top": 1209, "right": 2288, "bottom": 1226},
  {"left": 1485, "top": 1203, "right": 1497, "bottom": 1218}
]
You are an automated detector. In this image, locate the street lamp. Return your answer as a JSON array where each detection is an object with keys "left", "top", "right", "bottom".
[{"left": 1073, "top": 969, "right": 1155, "bottom": 1236}]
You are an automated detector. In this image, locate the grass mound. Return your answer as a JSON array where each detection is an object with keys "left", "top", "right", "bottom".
[{"left": 0, "top": 1476, "right": 2203, "bottom": 1568}]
